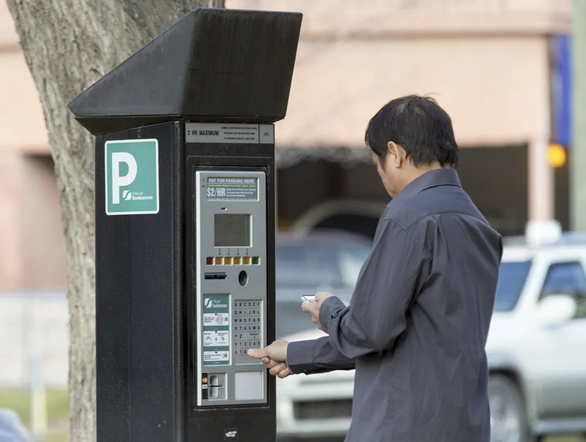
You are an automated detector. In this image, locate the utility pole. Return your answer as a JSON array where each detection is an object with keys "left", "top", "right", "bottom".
[{"left": 572, "top": 0, "right": 586, "bottom": 231}]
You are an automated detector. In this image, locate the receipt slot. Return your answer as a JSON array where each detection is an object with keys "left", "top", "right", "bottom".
[{"left": 68, "top": 8, "right": 301, "bottom": 442}]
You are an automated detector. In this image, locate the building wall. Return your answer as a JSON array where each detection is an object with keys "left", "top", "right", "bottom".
[
  {"left": 0, "top": 0, "right": 65, "bottom": 290},
  {"left": 0, "top": 0, "right": 48, "bottom": 156},
  {"left": 0, "top": 152, "right": 66, "bottom": 290},
  {"left": 227, "top": 0, "right": 562, "bottom": 147},
  {"left": 229, "top": 0, "right": 571, "bottom": 36},
  {"left": 275, "top": 35, "right": 552, "bottom": 148},
  {"left": 20, "top": 155, "right": 66, "bottom": 288},
  {"left": 0, "top": 152, "right": 23, "bottom": 288}
]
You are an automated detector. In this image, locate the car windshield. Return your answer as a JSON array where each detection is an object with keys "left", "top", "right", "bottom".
[
  {"left": 275, "top": 234, "right": 372, "bottom": 338},
  {"left": 494, "top": 260, "right": 532, "bottom": 312},
  {"left": 337, "top": 245, "right": 371, "bottom": 288},
  {"left": 276, "top": 239, "right": 371, "bottom": 292},
  {"left": 276, "top": 244, "right": 333, "bottom": 288}
]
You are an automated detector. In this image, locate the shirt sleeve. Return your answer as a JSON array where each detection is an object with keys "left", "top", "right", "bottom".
[
  {"left": 287, "top": 337, "right": 356, "bottom": 374},
  {"left": 319, "top": 218, "right": 430, "bottom": 359}
]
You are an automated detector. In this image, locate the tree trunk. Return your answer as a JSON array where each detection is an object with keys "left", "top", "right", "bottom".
[{"left": 6, "top": 1, "right": 224, "bottom": 440}]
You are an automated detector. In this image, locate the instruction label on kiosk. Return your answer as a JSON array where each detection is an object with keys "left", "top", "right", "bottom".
[
  {"left": 205, "top": 176, "right": 258, "bottom": 201},
  {"left": 202, "top": 294, "right": 231, "bottom": 365},
  {"left": 186, "top": 123, "right": 274, "bottom": 144}
]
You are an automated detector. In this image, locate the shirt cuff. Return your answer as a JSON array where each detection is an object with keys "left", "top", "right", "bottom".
[
  {"left": 319, "top": 296, "right": 346, "bottom": 334},
  {"left": 287, "top": 340, "right": 318, "bottom": 374}
]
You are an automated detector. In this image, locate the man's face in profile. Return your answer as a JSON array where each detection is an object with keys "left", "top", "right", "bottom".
[{"left": 373, "top": 153, "right": 396, "bottom": 197}]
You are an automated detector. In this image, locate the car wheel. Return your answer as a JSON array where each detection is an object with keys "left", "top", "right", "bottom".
[{"left": 489, "top": 374, "right": 529, "bottom": 442}]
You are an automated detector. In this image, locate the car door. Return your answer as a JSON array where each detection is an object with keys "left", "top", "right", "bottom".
[{"left": 532, "top": 258, "right": 586, "bottom": 417}]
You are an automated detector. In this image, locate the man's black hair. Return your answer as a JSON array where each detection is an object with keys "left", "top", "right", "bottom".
[{"left": 364, "top": 95, "right": 459, "bottom": 167}]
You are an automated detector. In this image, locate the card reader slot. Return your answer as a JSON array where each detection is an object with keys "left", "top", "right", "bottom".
[
  {"left": 204, "top": 272, "right": 227, "bottom": 280},
  {"left": 209, "top": 374, "right": 225, "bottom": 399}
]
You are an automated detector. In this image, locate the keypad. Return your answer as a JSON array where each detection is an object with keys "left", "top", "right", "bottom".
[{"left": 232, "top": 300, "right": 262, "bottom": 362}]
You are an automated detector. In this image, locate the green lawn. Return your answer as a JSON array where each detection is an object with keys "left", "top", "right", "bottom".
[
  {"left": 45, "top": 433, "right": 67, "bottom": 442},
  {"left": 0, "top": 389, "right": 68, "bottom": 441},
  {"left": 548, "top": 437, "right": 586, "bottom": 442}
]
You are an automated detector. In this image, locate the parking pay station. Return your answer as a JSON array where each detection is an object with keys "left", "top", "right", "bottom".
[{"left": 68, "top": 8, "right": 302, "bottom": 442}]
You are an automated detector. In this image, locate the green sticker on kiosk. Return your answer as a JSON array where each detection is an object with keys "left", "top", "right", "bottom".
[{"left": 105, "top": 139, "right": 159, "bottom": 215}]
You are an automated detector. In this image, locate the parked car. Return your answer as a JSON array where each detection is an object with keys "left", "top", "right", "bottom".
[
  {"left": 275, "top": 230, "right": 371, "bottom": 339},
  {"left": 0, "top": 409, "right": 30, "bottom": 442},
  {"left": 289, "top": 199, "right": 385, "bottom": 240},
  {"left": 275, "top": 221, "right": 586, "bottom": 442}
]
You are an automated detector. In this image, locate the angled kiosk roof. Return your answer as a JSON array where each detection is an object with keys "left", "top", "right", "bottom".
[{"left": 68, "top": 8, "right": 302, "bottom": 135}]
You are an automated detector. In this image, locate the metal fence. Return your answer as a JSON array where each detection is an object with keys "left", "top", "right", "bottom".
[{"left": 0, "top": 291, "right": 68, "bottom": 389}]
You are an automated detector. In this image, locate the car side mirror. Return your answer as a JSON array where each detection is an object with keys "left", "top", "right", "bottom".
[{"left": 536, "top": 295, "right": 577, "bottom": 326}]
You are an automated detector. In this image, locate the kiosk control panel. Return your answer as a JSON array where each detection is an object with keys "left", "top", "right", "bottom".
[
  {"left": 182, "top": 122, "right": 279, "bottom": 440},
  {"left": 196, "top": 170, "right": 267, "bottom": 406}
]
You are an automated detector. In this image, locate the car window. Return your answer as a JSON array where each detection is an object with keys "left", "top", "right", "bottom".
[
  {"left": 494, "top": 261, "right": 532, "bottom": 312},
  {"left": 337, "top": 244, "right": 371, "bottom": 288},
  {"left": 274, "top": 236, "right": 371, "bottom": 338},
  {"left": 276, "top": 244, "right": 340, "bottom": 289},
  {"left": 541, "top": 261, "right": 586, "bottom": 318}
]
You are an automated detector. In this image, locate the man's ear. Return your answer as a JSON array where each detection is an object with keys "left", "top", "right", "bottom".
[{"left": 387, "top": 141, "right": 406, "bottom": 168}]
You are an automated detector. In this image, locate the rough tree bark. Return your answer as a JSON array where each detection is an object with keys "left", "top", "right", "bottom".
[{"left": 6, "top": 1, "right": 224, "bottom": 440}]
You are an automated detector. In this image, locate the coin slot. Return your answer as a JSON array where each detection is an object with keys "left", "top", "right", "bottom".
[{"left": 238, "top": 271, "right": 248, "bottom": 286}]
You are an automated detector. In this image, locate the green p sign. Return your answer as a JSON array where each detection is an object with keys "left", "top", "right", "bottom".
[{"left": 105, "top": 139, "right": 159, "bottom": 215}]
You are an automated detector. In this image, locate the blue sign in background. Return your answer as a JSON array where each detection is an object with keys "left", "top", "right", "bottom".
[{"left": 551, "top": 34, "right": 572, "bottom": 149}]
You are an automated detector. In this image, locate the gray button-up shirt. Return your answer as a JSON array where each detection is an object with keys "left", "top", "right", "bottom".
[{"left": 287, "top": 169, "right": 503, "bottom": 442}]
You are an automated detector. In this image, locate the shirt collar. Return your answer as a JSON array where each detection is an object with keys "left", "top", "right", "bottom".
[{"left": 392, "top": 168, "right": 461, "bottom": 202}]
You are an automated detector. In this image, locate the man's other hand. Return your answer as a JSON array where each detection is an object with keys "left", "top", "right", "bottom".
[
  {"left": 248, "top": 341, "right": 293, "bottom": 379},
  {"left": 301, "top": 292, "right": 332, "bottom": 331}
]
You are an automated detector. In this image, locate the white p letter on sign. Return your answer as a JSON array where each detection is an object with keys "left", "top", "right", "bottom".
[{"left": 111, "top": 152, "right": 138, "bottom": 204}]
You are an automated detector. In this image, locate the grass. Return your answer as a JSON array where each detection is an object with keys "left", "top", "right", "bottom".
[
  {"left": 0, "top": 389, "right": 69, "bottom": 423},
  {"left": 548, "top": 437, "right": 586, "bottom": 442},
  {"left": 0, "top": 389, "right": 68, "bottom": 441},
  {"left": 45, "top": 433, "right": 67, "bottom": 442}
]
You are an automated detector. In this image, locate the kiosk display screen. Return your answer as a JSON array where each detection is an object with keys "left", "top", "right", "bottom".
[{"left": 214, "top": 214, "right": 251, "bottom": 247}]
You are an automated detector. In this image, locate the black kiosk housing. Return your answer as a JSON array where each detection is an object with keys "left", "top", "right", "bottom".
[{"left": 68, "top": 8, "right": 302, "bottom": 442}]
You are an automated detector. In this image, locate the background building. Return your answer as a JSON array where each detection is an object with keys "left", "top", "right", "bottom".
[
  {"left": 231, "top": 0, "right": 573, "bottom": 238},
  {"left": 0, "top": 0, "right": 574, "bottom": 290},
  {"left": 0, "top": 0, "right": 65, "bottom": 290}
]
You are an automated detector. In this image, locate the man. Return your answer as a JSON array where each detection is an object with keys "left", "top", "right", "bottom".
[{"left": 248, "top": 95, "right": 503, "bottom": 441}]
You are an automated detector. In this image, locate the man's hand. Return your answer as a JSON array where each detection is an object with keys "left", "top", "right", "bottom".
[
  {"left": 301, "top": 292, "right": 332, "bottom": 331},
  {"left": 248, "top": 341, "right": 293, "bottom": 379}
]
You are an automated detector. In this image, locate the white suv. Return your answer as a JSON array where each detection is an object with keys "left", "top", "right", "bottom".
[{"left": 276, "top": 222, "right": 586, "bottom": 442}]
